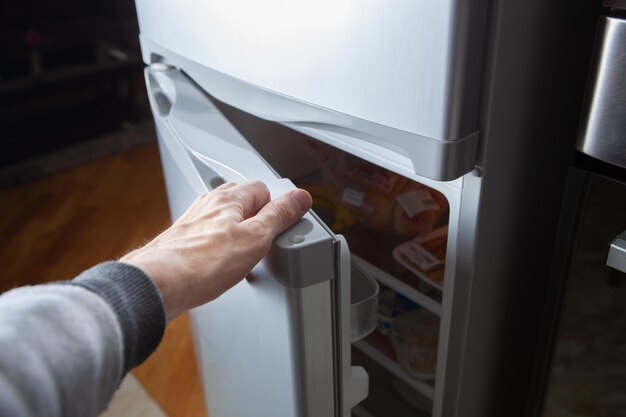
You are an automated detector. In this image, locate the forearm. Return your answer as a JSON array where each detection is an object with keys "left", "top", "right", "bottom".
[
  {"left": 0, "top": 262, "right": 166, "bottom": 417},
  {"left": 0, "top": 181, "right": 311, "bottom": 417}
]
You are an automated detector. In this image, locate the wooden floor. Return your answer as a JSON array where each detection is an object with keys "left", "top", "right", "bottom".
[{"left": 0, "top": 142, "right": 207, "bottom": 417}]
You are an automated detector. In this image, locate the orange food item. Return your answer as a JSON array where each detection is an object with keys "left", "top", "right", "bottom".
[
  {"left": 392, "top": 183, "right": 449, "bottom": 237},
  {"left": 341, "top": 163, "right": 408, "bottom": 233}
]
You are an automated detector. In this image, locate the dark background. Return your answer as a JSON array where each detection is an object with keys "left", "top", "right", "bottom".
[{"left": 0, "top": 0, "right": 148, "bottom": 168}]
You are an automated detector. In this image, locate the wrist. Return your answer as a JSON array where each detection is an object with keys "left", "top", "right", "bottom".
[{"left": 120, "top": 250, "right": 184, "bottom": 321}]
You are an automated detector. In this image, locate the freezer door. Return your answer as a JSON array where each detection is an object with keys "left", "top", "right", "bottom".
[
  {"left": 145, "top": 65, "right": 367, "bottom": 417},
  {"left": 135, "top": 0, "right": 487, "bottom": 181},
  {"left": 135, "top": 0, "right": 487, "bottom": 142}
]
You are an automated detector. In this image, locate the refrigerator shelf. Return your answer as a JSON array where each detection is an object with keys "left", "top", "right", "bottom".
[
  {"left": 352, "top": 255, "right": 442, "bottom": 317},
  {"left": 353, "top": 338, "right": 435, "bottom": 401}
]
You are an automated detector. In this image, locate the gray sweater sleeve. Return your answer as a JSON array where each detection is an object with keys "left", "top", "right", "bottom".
[
  {"left": 0, "top": 261, "right": 166, "bottom": 417},
  {"left": 72, "top": 261, "right": 166, "bottom": 374}
]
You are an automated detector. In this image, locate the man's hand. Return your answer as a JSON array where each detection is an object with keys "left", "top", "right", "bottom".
[{"left": 121, "top": 180, "right": 312, "bottom": 321}]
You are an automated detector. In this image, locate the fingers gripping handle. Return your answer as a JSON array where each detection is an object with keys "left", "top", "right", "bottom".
[{"left": 147, "top": 65, "right": 339, "bottom": 288}]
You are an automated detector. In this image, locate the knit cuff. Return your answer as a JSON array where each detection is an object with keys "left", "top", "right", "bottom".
[{"left": 71, "top": 261, "right": 166, "bottom": 375}]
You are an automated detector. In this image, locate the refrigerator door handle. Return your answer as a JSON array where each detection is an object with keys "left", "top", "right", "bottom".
[
  {"left": 146, "top": 64, "right": 339, "bottom": 290},
  {"left": 147, "top": 64, "right": 176, "bottom": 116},
  {"left": 147, "top": 65, "right": 294, "bottom": 194},
  {"left": 147, "top": 66, "right": 233, "bottom": 191}
]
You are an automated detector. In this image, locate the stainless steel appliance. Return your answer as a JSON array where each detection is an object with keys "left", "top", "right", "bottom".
[
  {"left": 134, "top": 0, "right": 618, "bottom": 416},
  {"left": 577, "top": 13, "right": 626, "bottom": 171},
  {"left": 527, "top": 3, "right": 626, "bottom": 416}
]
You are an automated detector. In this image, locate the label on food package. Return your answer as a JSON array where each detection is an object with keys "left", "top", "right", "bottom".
[
  {"left": 398, "top": 242, "right": 441, "bottom": 271},
  {"left": 396, "top": 189, "right": 440, "bottom": 218},
  {"left": 342, "top": 187, "right": 365, "bottom": 207}
]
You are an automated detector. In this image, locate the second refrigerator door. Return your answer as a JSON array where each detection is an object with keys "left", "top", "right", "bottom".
[{"left": 145, "top": 65, "right": 369, "bottom": 417}]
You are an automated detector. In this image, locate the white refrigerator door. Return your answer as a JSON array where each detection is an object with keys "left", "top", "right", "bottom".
[{"left": 145, "top": 65, "right": 367, "bottom": 417}]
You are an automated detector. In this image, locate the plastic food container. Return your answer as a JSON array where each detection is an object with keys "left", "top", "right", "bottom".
[
  {"left": 350, "top": 263, "right": 379, "bottom": 342},
  {"left": 391, "top": 309, "right": 439, "bottom": 380}
]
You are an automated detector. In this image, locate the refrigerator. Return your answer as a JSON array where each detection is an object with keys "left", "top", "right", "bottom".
[
  {"left": 523, "top": 4, "right": 626, "bottom": 416},
  {"left": 133, "top": 1, "right": 618, "bottom": 416}
]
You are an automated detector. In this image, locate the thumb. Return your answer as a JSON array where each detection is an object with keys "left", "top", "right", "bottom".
[{"left": 243, "top": 189, "right": 312, "bottom": 240}]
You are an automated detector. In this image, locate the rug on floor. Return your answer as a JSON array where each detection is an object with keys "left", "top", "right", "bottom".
[{"left": 100, "top": 374, "right": 168, "bottom": 417}]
